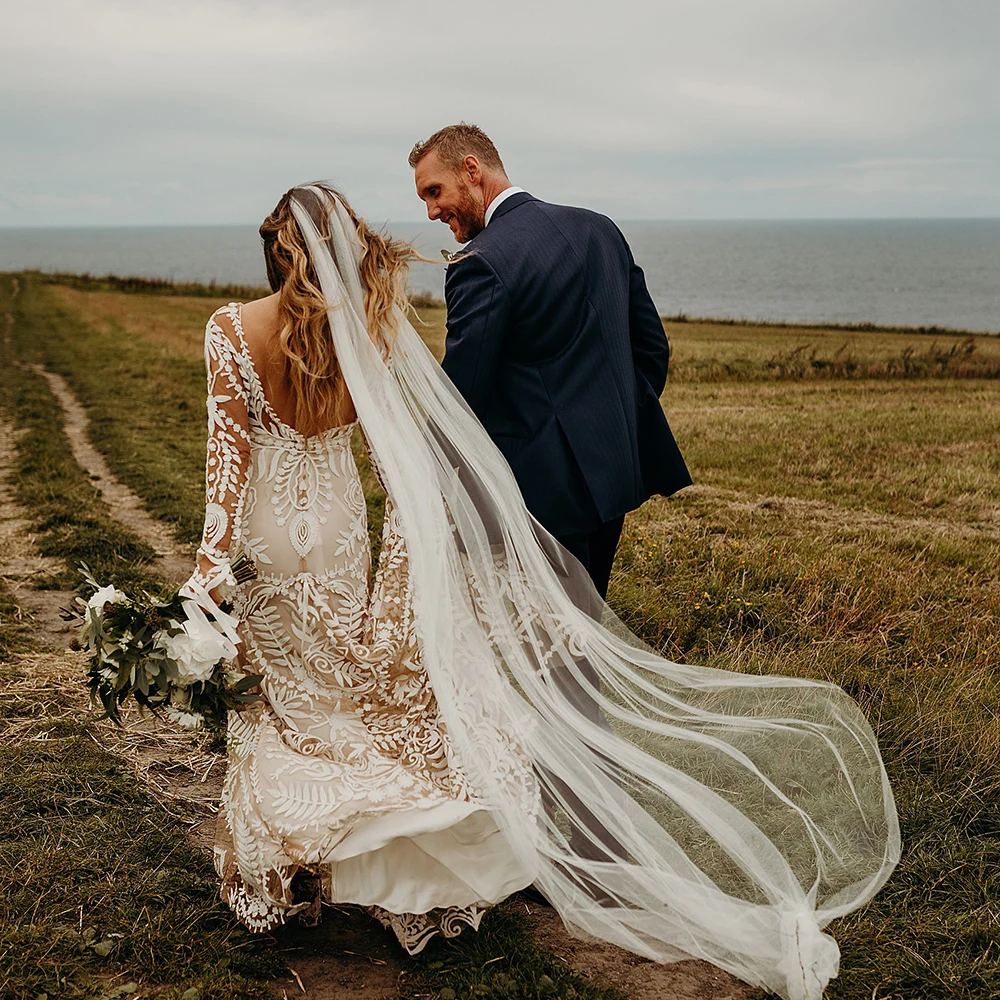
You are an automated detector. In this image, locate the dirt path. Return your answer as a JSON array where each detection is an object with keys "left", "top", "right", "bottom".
[
  {"left": 0, "top": 350, "right": 748, "bottom": 1000},
  {"left": 29, "top": 363, "right": 195, "bottom": 586},
  {"left": 0, "top": 417, "right": 78, "bottom": 649}
]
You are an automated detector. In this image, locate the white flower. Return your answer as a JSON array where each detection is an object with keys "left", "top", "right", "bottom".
[
  {"left": 154, "top": 601, "right": 237, "bottom": 684},
  {"left": 82, "top": 584, "right": 128, "bottom": 646},
  {"left": 88, "top": 585, "right": 128, "bottom": 611},
  {"left": 164, "top": 704, "right": 205, "bottom": 729}
]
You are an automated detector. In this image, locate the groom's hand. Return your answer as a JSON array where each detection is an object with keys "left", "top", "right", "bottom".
[{"left": 442, "top": 253, "right": 510, "bottom": 419}]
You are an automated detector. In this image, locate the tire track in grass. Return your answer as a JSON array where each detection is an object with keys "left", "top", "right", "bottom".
[{"left": 27, "top": 363, "right": 194, "bottom": 588}]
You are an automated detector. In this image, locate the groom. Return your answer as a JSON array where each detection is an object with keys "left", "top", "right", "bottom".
[{"left": 409, "top": 123, "right": 690, "bottom": 599}]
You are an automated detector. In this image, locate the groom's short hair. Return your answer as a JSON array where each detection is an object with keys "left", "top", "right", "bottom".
[{"left": 408, "top": 123, "right": 506, "bottom": 174}]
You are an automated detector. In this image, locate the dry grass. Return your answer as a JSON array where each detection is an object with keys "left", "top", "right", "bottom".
[
  {"left": 665, "top": 380, "right": 1000, "bottom": 519},
  {"left": 664, "top": 317, "right": 1000, "bottom": 377},
  {"left": 49, "top": 286, "right": 235, "bottom": 359},
  {"left": 48, "top": 286, "right": 451, "bottom": 365},
  {"left": 0, "top": 658, "right": 284, "bottom": 1000}
]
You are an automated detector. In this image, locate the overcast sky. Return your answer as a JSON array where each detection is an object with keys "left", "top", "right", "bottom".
[{"left": 2, "top": 0, "right": 998, "bottom": 226}]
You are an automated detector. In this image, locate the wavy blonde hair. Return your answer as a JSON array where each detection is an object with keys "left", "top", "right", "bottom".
[{"left": 259, "top": 183, "right": 421, "bottom": 437}]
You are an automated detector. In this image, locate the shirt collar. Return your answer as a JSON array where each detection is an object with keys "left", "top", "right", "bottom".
[{"left": 484, "top": 186, "right": 525, "bottom": 228}]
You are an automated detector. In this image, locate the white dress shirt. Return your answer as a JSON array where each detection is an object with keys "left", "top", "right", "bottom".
[{"left": 484, "top": 186, "right": 526, "bottom": 227}]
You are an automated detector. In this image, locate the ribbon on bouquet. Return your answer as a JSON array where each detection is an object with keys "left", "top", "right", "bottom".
[{"left": 179, "top": 576, "right": 243, "bottom": 647}]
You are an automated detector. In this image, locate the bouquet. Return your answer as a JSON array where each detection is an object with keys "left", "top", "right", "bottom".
[{"left": 69, "top": 557, "right": 262, "bottom": 731}]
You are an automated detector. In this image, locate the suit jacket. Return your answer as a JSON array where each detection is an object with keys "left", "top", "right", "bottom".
[{"left": 442, "top": 192, "right": 691, "bottom": 537}]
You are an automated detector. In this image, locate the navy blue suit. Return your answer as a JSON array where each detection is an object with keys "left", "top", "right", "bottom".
[{"left": 443, "top": 192, "right": 691, "bottom": 550}]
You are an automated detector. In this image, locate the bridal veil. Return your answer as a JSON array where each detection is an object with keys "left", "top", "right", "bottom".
[{"left": 287, "top": 187, "right": 899, "bottom": 1000}]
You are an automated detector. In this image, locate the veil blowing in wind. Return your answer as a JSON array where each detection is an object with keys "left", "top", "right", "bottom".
[{"left": 284, "top": 185, "right": 899, "bottom": 1000}]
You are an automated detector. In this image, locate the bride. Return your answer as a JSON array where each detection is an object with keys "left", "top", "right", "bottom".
[{"left": 184, "top": 182, "right": 899, "bottom": 1000}]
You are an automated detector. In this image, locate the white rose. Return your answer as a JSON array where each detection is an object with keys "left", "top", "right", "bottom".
[
  {"left": 88, "top": 585, "right": 128, "bottom": 611},
  {"left": 154, "top": 601, "right": 237, "bottom": 684}
]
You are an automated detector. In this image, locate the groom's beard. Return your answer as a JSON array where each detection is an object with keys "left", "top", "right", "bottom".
[{"left": 447, "top": 189, "right": 485, "bottom": 244}]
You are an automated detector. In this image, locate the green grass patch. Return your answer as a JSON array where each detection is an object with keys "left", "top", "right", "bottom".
[
  {"left": 0, "top": 283, "right": 162, "bottom": 593},
  {"left": 609, "top": 492, "right": 1000, "bottom": 999},
  {"left": 0, "top": 274, "right": 290, "bottom": 999},
  {"left": 665, "top": 380, "right": 1000, "bottom": 519},
  {"left": 8, "top": 277, "right": 212, "bottom": 546},
  {"left": 399, "top": 906, "right": 627, "bottom": 1000},
  {"left": 0, "top": 665, "right": 285, "bottom": 1000}
]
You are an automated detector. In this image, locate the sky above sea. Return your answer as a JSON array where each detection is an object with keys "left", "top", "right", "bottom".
[{"left": 2, "top": 1, "right": 998, "bottom": 228}]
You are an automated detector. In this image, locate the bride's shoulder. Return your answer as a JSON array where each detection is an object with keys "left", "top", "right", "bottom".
[
  {"left": 239, "top": 293, "right": 281, "bottom": 332},
  {"left": 207, "top": 301, "right": 240, "bottom": 333},
  {"left": 203, "top": 305, "right": 243, "bottom": 364},
  {"left": 205, "top": 293, "right": 279, "bottom": 355}
]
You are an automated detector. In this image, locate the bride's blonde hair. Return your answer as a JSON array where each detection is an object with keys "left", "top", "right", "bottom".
[{"left": 259, "top": 183, "right": 419, "bottom": 436}]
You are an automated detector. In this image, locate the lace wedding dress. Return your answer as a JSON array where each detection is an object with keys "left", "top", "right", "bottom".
[{"left": 188, "top": 304, "right": 535, "bottom": 953}]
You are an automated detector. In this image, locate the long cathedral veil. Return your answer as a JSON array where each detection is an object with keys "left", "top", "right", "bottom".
[{"left": 288, "top": 187, "right": 899, "bottom": 1000}]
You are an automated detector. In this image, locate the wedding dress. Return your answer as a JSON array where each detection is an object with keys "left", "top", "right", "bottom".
[
  {"left": 186, "top": 185, "right": 899, "bottom": 1000},
  {"left": 189, "top": 304, "right": 535, "bottom": 953}
]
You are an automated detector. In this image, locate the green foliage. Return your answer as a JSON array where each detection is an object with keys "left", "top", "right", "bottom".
[
  {"left": 663, "top": 316, "right": 1000, "bottom": 384},
  {"left": 408, "top": 292, "right": 446, "bottom": 309},
  {"left": 678, "top": 335, "right": 1000, "bottom": 381},
  {"left": 661, "top": 311, "right": 996, "bottom": 338}
]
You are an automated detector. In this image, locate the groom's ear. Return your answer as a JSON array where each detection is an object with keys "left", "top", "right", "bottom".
[{"left": 463, "top": 154, "right": 483, "bottom": 186}]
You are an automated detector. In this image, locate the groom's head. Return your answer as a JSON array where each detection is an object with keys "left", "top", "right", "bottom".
[{"left": 410, "top": 123, "right": 509, "bottom": 243}]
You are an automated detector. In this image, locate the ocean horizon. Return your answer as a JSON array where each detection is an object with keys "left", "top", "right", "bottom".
[{"left": 2, "top": 217, "right": 998, "bottom": 332}]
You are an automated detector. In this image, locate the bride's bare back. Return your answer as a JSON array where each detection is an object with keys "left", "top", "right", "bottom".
[{"left": 239, "top": 293, "right": 358, "bottom": 433}]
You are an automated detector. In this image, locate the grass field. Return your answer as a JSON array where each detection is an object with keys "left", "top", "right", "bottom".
[
  {"left": 662, "top": 316, "right": 1000, "bottom": 380},
  {"left": 2, "top": 271, "right": 999, "bottom": 999}
]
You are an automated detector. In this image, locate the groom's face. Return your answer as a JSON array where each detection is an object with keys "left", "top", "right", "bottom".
[{"left": 414, "top": 150, "right": 485, "bottom": 244}]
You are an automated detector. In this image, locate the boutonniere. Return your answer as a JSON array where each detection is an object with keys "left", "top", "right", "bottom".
[{"left": 441, "top": 249, "right": 455, "bottom": 262}]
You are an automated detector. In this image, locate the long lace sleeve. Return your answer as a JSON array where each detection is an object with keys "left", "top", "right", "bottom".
[{"left": 186, "top": 309, "right": 252, "bottom": 597}]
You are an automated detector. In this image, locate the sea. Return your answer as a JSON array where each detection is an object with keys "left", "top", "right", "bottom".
[{"left": 1, "top": 218, "right": 998, "bottom": 332}]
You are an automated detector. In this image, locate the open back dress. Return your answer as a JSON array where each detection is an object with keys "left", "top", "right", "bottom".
[{"left": 189, "top": 304, "right": 534, "bottom": 952}]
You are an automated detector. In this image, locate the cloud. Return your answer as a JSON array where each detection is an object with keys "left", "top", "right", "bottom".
[{"left": 1, "top": 0, "right": 997, "bottom": 224}]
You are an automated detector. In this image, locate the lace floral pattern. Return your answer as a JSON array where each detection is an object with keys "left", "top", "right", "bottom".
[
  {"left": 370, "top": 904, "right": 486, "bottom": 955},
  {"left": 195, "top": 305, "right": 530, "bottom": 947}
]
